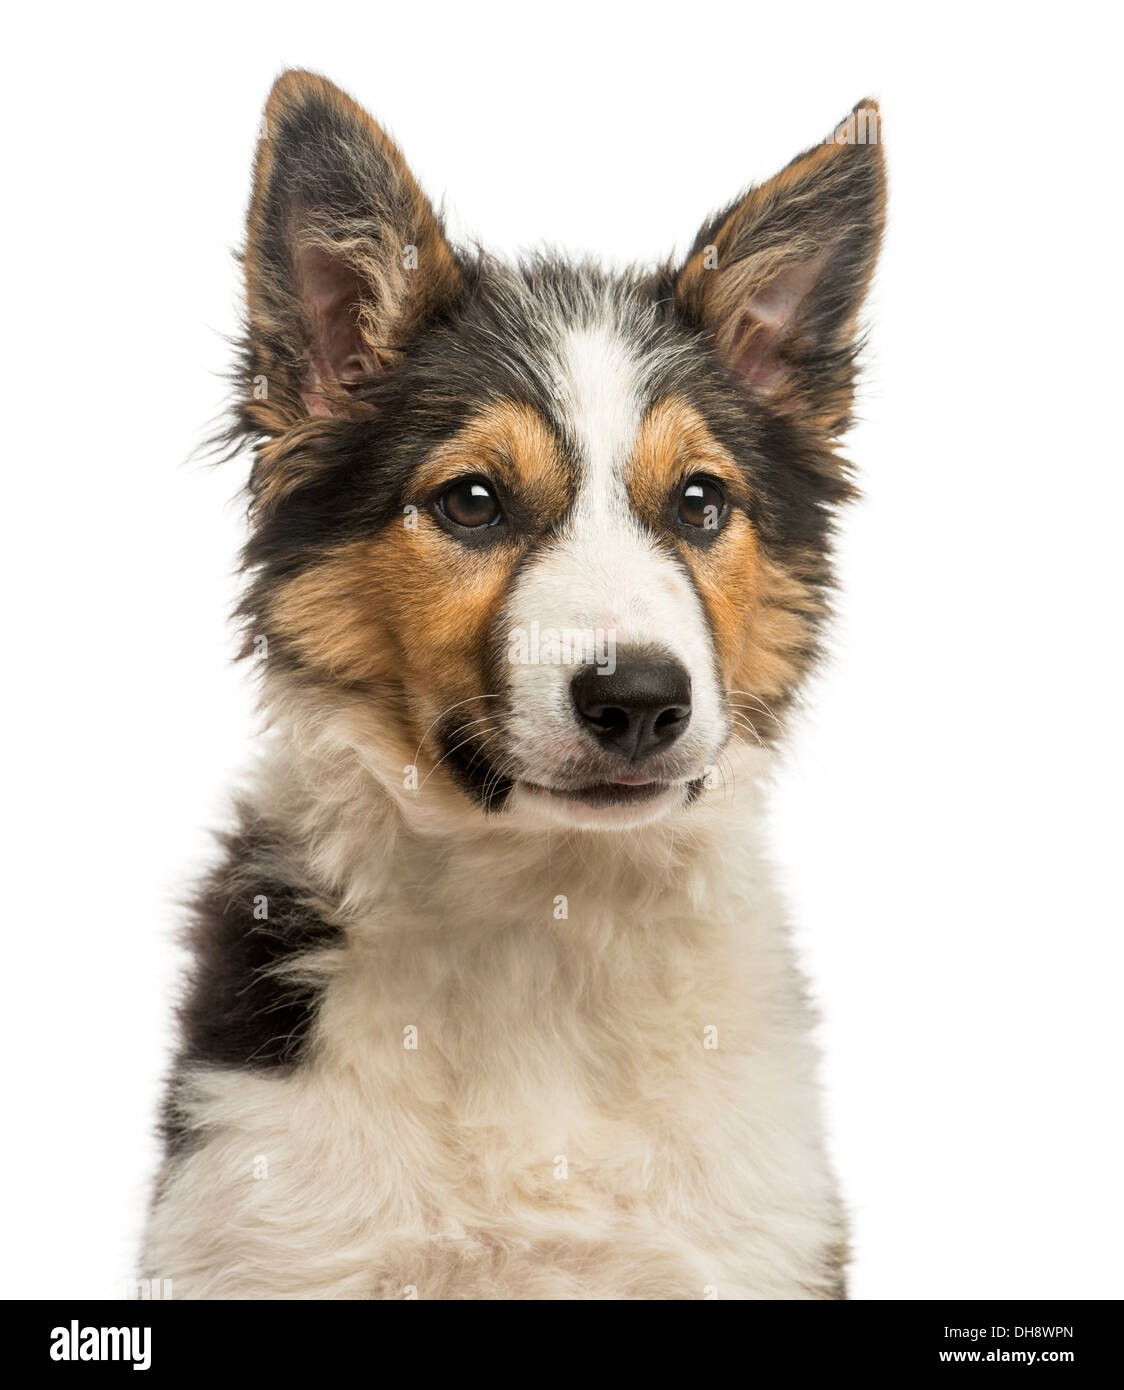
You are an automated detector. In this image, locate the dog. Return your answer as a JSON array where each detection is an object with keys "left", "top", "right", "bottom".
[{"left": 143, "top": 70, "right": 885, "bottom": 1299}]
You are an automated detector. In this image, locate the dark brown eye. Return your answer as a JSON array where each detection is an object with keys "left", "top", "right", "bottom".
[
  {"left": 677, "top": 476, "right": 726, "bottom": 530},
  {"left": 439, "top": 478, "right": 503, "bottom": 529}
]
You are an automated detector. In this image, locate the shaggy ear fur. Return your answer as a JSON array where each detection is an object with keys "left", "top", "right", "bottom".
[
  {"left": 243, "top": 69, "right": 463, "bottom": 422},
  {"left": 676, "top": 100, "right": 885, "bottom": 431}
]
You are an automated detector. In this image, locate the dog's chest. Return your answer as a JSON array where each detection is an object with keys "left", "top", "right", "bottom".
[
  {"left": 148, "top": 848, "right": 841, "bottom": 1297},
  {"left": 291, "top": 909, "right": 790, "bottom": 1222}
]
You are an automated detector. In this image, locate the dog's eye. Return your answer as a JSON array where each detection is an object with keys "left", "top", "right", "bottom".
[
  {"left": 439, "top": 478, "right": 503, "bottom": 529},
  {"left": 677, "top": 476, "right": 726, "bottom": 531}
]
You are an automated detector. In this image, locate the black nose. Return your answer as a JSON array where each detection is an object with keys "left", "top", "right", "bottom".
[{"left": 570, "top": 656, "right": 692, "bottom": 760}]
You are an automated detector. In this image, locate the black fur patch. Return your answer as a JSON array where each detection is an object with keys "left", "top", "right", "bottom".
[
  {"left": 435, "top": 715, "right": 515, "bottom": 812},
  {"left": 160, "top": 821, "right": 339, "bottom": 1154}
]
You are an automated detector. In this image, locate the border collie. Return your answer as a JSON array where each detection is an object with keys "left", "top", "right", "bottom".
[{"left": 143, "top": 70, "right": 885, "bottom": 1299}]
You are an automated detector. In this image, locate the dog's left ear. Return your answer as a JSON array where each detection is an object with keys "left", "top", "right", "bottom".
[{"left": 676, "top": 100, "right": 885, "bottom": 428}]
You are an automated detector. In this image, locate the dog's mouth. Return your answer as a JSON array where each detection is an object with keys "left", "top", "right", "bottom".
[
  {"left": 434, "top": 717, "right": 707, "bottom": 820},
  {"left": 521, "top": 776, "right": 672, "bottom": 808}
]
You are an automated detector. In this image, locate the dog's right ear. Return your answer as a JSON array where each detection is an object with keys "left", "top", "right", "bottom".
[{"left": 243, "top": 70, "right": 462, "bottom": 424}]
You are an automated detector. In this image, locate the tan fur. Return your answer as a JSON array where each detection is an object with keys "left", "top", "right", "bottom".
[
  {"left": 248, "top": 417, "right": 351, "bottom": 515},
  {"left": 627, "top": 397, "right": 824, "bottom": 734},
  {"left": 626, "top": 396, "right": 750, "bottom": 517},
  {"left": 410, "top": 401, "right": 571, "bottom": 511},
  {"left": 267, "top": 401, "right": 574, "bottom": 768}
]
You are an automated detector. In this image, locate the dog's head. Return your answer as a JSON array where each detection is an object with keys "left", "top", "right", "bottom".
[{"left": 233, "top": 71, "right": 884, "bottom": 830}]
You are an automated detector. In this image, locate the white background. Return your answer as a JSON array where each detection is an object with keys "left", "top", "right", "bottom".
[{"left": 4, "top": 1, "right": 1121, "bottom": 1300}]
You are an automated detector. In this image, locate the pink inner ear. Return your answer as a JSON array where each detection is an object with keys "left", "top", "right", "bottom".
[
  {"left": 730, "top": 313, "right": 789, "bottom": 393},
  {"left": 730, "top": 250, "right": 829, "bottom": 395},
  {"left": 294, "top": 244, "right": 375, "bottom": 413}
]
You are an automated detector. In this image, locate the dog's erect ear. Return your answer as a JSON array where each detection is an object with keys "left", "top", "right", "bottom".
[
  {"left": 244, "top": 70, "right": 462, "bottom": 420},
  {"left": 676, "top": 101, "right": 885, "bottom": 428}
]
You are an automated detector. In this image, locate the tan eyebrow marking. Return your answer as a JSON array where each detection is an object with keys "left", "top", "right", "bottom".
[
  {"left": 625, "top": 394, "right": 823, "bottom": 719},
  {"left": 409, "top": 401, "right": 572, "bottom": 518},
  {"left": 624, "top": 395, "right": 748, "bottom": 524}
]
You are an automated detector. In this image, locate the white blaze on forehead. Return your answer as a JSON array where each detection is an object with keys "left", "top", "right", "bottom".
[
  {"left": 543, "top": 321, "right": 694, "bottom": 641},
  {"left": 543, "top": 322, "right": 665, "bottom": 643},
  {"left": 552, "top": 322, "right": 645, "bottom": 521}
]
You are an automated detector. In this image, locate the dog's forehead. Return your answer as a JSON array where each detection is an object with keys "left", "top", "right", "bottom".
[
  {"left": 426, "top": 265, "right": 706, "bottom": 506},
  {"left": 463, "top": 266, "right": 674, "bottom": 422},
  {"left": 549, "top": 321, "right": 645, "bottom": 492}
]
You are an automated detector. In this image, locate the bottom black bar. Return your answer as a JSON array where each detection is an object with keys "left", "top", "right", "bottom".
[{"left": 3, "top": 1298, "right": 1118, "bottom": 1377}]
